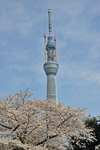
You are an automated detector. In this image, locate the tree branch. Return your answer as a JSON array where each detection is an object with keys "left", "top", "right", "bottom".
[
  {"left": 0, "top": 123, "right": 12, "bottom": 129},
  {"left": 13, "top": 125, "right": 20, "bottom": 131},
  {"left": 36, "top": 134, "right": 58, "bottom": 146}
]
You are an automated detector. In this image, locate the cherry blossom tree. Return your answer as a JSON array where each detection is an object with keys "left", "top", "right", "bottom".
[{"left": 0, "top": 90, "right": 96, "bottom": 150}]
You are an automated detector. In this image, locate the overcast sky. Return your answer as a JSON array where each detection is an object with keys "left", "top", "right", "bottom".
[{"left": 0, "top": 0, "right": 100, "bottom": 116}]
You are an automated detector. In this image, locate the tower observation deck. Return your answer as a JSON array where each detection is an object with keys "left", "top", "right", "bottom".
[{"left": 44, "top": 9, "right": 59, "bottom": 104}]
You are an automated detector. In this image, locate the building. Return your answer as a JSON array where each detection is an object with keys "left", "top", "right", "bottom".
[{"left": 44, "top": 9, "right": 59, "bottom": 104}]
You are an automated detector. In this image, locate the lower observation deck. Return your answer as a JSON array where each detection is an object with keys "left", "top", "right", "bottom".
[{"left": 44, "top": 61, "right": 59, "bottom": 75}]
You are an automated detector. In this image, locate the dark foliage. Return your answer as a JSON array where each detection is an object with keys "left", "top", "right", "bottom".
[{"left": 69, "top": 115, "right": 100, "bottom": 150}]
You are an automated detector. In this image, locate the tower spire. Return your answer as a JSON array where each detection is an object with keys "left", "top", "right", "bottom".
[{"left": 48, "top": 9, "right": 52, "bottom": 36}]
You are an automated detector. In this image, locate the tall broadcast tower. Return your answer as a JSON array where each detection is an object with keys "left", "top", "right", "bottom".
[{"left": 44, "top": 9, "right": 59, "bottom": 104}]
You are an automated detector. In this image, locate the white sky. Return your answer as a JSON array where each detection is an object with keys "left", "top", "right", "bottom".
[{"left": 0, "top": 0, "right": 100, "bottom": 116}]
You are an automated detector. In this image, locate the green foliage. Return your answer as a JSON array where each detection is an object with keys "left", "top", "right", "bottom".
[
  {"left": 85, "top": 115, "right": 100, "bottom": 149},
  {"left": 69, "top": 115, "right": 100, "bottom": 150}
]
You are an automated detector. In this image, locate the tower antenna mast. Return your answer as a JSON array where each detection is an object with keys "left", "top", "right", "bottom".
[{"left": 48, "top": 9, "right": 52, "bottom": 36}]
